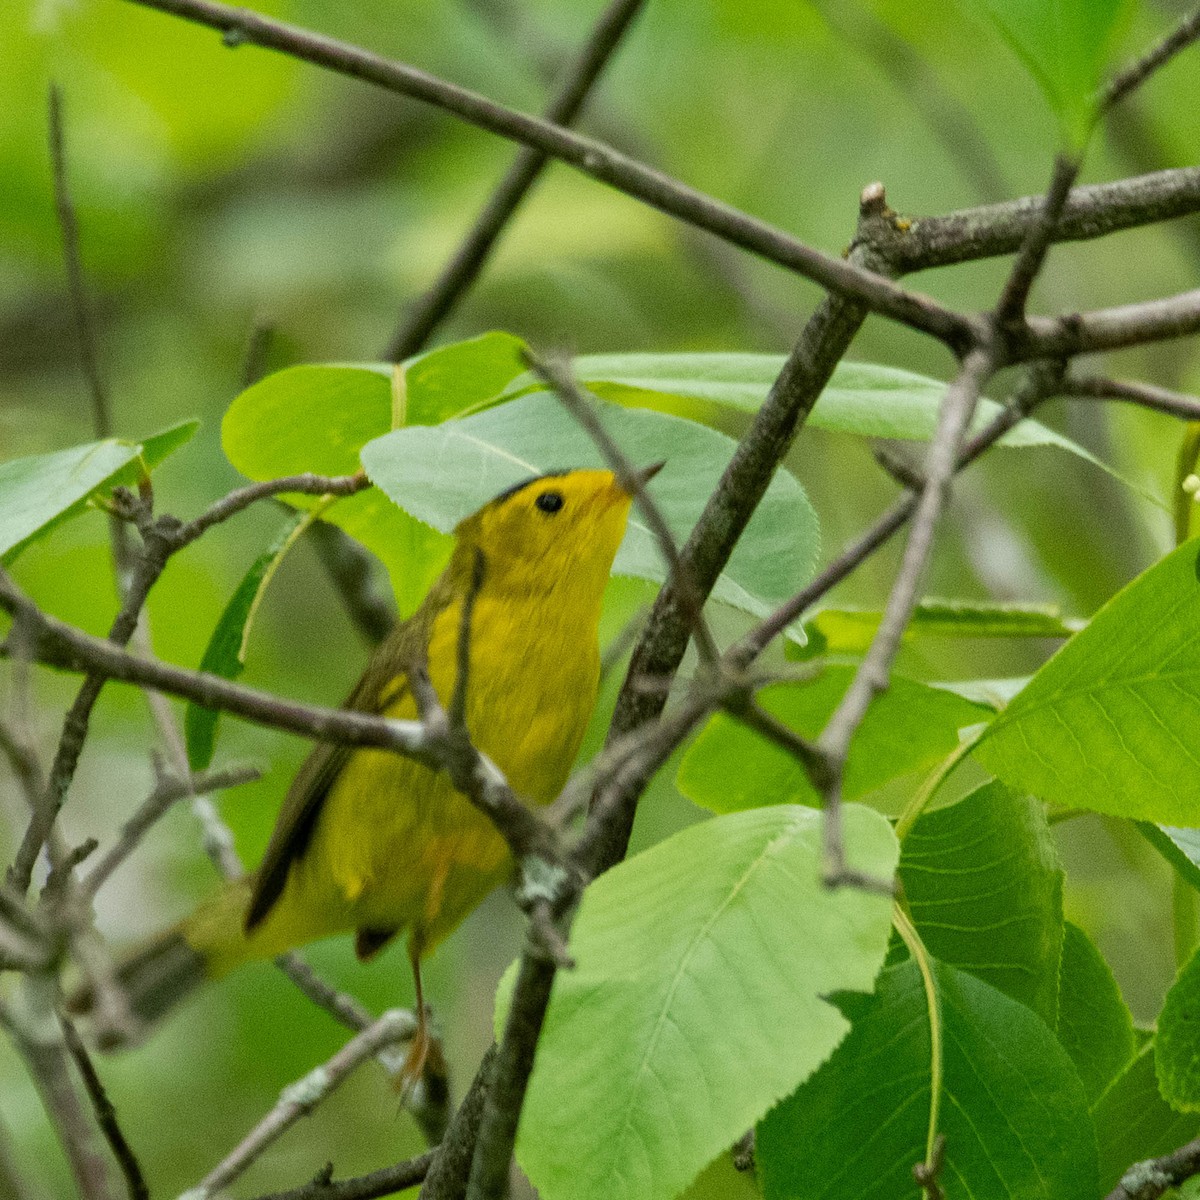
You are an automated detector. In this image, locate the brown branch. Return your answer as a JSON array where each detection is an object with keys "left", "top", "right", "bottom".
[
  {"left": 384, "top": 0, "right": 649, "bottom": 359},
  {"left": 888, "top": 166, "right": 1200, "bottom": 273},
  {"left": 171, "top": 472, "right": 367, "bottom": 551},
  {"left": 1015, "top": 286, "right": 1200, "bottom": 360},
  {"left": 1061, "top": 374, "right": 1200, "bottom": 421},
  {"left": 995, "top": 155, "right": 1080, "bottom": 326},
  {"left": 418, "top": 1045, "right": 495, "bottom": 1199}
]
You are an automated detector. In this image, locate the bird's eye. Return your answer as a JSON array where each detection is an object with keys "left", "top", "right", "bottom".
[{"left": 535, "top": 490, "right": 564, "bottom": 514}]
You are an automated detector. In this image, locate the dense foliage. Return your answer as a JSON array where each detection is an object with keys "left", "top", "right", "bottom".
[{"left": 4, "top": 1, "right": 1200, "bottom": 1199}]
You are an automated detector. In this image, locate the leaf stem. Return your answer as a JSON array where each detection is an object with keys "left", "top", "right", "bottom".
[
  {"left": 894, "top": 732, "right": 982, "bottom": 843},
  {"left": 893, "top": 904, "right": 943, "bottom": 1174}
]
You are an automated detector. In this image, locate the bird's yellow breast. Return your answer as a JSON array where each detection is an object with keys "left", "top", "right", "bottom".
[{"left": 285, "top": 585, "right": 600, "bottom": 950}]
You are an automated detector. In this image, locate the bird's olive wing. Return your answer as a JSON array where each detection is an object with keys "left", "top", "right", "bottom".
[{"left": 244, "top": 620, "right": 418, "bottom": 931}]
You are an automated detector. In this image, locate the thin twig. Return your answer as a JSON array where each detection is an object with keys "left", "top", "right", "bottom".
[
  {"left": 815, "top": 345, "right": 996, "bottom": 887},
  {"left": 78, "top": 762, "right": 261, "bottom": 902},
  {"left": 249, "top": 1152, "right": 435, "bottom": 1200},
  {"left": 1102, "top": 5, "right": 1200, "bottom": 113},
  {"left": 60, "top": 1018, "right": 149, "bottom": 1200},
  {"left": 47, "top": 85, "right": 111, "bottom": 439},
  {"left": 995, "top": 155, "right": 1080, "bottom": 327},
  {"left": 1061, "top": 374, "right": 1200, "bottom": 421},
  {"left": 187, "top": 1010, "right": 417, "bottom": 1198},
  {"left": 171, "top": 472, "right": 367, "bottom": 551},
  {"left": 384, "top": 0, "right": 648, "bottom": 359}
]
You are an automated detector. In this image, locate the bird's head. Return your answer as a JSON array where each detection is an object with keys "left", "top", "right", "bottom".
[{"left": 454, "top": 464, "right": 663, "bottom": 602}]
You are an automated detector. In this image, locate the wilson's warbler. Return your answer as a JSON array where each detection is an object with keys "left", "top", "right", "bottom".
[{"left": 100, "top": 464, "right": 656, "bottom": 1079}]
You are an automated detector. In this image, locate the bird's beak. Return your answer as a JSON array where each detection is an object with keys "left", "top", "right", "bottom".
[{"left": 617, "top": 460, "right": 666, "bottom": 496}]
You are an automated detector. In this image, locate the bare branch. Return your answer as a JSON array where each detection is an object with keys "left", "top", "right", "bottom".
[
  {"left": 1017, "top": 287, "right": 1200, "bottom": 359},
  {"left": 995, "top": 154, "right": 1080, "bottom": 327},
  {"left": 250, "top": 1152, "right": 435, "bottom": 1200},
  {"left": 816, "top": 347, "right": 995, "bottom": 886},
  {"left": 1102, "top": 6, "right": 1200, "bottom": 113},
  {"left": 385, "top": 0, "right": 648, "bottom": 359},
  {"left": 889, "top": 166, "right": 1200, "bottom": 273},
  {"left": 187, "top": 1010, "right": 417, "bottom": 1198},
  {"left": 172, "top": 472, "right": 367, "bottom": 551},
  {"left": 60, "top": 1019, "right": 148, "bottom": 1200},
  {"left": 1062, "top": 374, "right": 1200, "bottom": 421}
]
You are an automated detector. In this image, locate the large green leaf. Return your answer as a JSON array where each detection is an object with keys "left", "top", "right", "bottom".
[
  {"left": 900, "top": 780, "right": 1063, "bottom": 1024},
  {"left": 502, "top": 353, "right": 1115, "bottom": 458},
  {"left": 220, "top": 334, "right": 527, "bottom": 614},
  {"left": 0, "top": 422, "right": 199, "bottom": 562},
  {"left": 1055, "top": 922, "right": 1135, "bottom": 1103},
  {"left": 1156, "top": 941, "right": 1200, "bottom": 1112},
  {"left": 676, "top": 666, "right": 991, "bottom": 813},
  {"left": 361, "top": 392, "right": 819, "bottom": 625},
  {"left": 974, "top": 540, "right": 1200, "bottom": 825},
  {"left": 1094, "top": 1044, "right": 1198, "bottom": 1193},
  {"left": 758, "top": 959, "right": 1097, "bottom": 1200},
  {"left": 973, "top": 0, "right": 1126, "bottom": 147},
  {"left": 504, "top": 805, "right": 899, "bottom": 1200}
]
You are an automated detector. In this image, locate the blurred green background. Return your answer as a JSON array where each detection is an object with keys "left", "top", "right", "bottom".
[{"left": 1, "top": 0, "right": 1198, "bottom": 1194}]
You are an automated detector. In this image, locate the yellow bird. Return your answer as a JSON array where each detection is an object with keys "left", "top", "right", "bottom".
[{"left": 102, "top": 465, "right": 655, "bottom": 1080}]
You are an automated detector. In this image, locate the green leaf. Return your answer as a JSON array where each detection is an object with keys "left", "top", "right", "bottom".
[
  {"left": 0, "top": 423, "right": 199, "bottom": 562},
  {"left": 974, "top": 0, "right": 1126, "bottom": 148},
  {"left": 184, "top": 510, "right": 311, "bottom": 772},
  {"left": 796, "top": 599, "right": 1083, "bottom": 658},
  {"left": 1055, "top": 922, "right": 1135, "bottom": 1103},
  {"left": 361, "top": 392, "right": 820, "bottom": 627},
  {"left": 758, "top": 959, "right": 1097, "bottom": 1200},
  {"left": 1094, "top": 1044, "right": 1198, "bottom": 1193},
  {"left": 505, "top": 805, "right": 899, "bottom": 1200},
  {"left": 219, "top": 335, "right": 531, "bottom": 614},
  {"left": 1157, "top": 941, "right": 1200, "bottom": 1112},
  {"left": 974, "top": 541, "right": 1200, "bottom": 825},
  {"left": 401, "top": 330, "right": 528, "bottom": 424},
  {"left": 900, "top": 780, "right": 1063, "bottom": 1024},
  {"left": 503, "top": 353, "right": 1117, "bottom": 460},
  {"left": 676, "top": 666, "right": 990, "bottom": 813}
]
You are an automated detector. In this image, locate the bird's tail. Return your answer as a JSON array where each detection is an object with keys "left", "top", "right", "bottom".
[{"left": 73, "top": 877, "right": 265, "bottom": 1029}]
